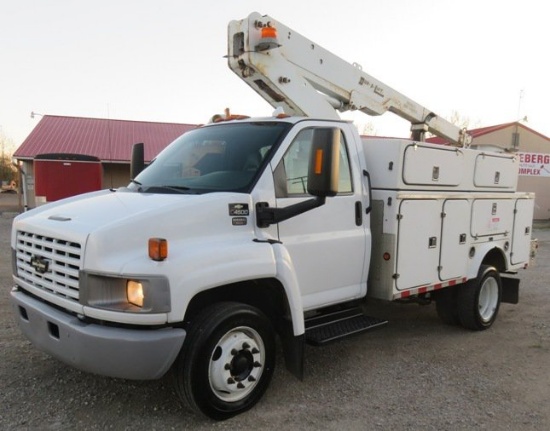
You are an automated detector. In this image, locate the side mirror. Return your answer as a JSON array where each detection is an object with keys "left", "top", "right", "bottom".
[
  {"left": 307, "top": 128, "right": 340, "bottom": 197},
  {"left": 130, "top": 142, "right": 145, "bottom": 179}
]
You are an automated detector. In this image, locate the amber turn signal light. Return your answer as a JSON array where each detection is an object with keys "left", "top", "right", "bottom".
[{"left": 149, "top": 238, "right": 168, "bottom": 261}]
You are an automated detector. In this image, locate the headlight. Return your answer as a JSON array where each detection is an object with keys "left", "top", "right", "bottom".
[
  {"left": 80, "top": 272, "right": 170, "bottom": 313},
  {"left": 127, "top": 280, "right": 144, "bottom": 307}
]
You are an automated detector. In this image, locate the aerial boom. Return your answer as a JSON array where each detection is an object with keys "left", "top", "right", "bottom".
[{"left": 228, "top": 12, "right": 471, "bottom": 147}]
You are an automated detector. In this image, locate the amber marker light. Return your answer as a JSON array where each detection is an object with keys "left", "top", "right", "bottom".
[
  {"left": 256, "top": 23, "right": 279, "bottom": 51},
  {"left": 149, "top": 238, "right": 168, "bottom": 261},
  {"left": 261, "top": 25, "right": 277, "bottom": 40},
  {"left": 314, "top": 149, "right": 324, "bottom": 174}
]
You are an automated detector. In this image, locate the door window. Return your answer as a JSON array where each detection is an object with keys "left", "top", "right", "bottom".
[{"left": 274, "top": 128, "right": 352, "bottom": 197}]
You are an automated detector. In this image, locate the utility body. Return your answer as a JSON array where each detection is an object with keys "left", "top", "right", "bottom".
[{"left": 10, "top": 12, "right": 536, "bottom": 420}]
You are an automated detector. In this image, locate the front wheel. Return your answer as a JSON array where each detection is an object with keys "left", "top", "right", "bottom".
[
  {"left": 457, "top": 265, "right": 502, "bottom": 331},
  {"left": 173, "top": 302, "right": 276, "bottom": 420}
]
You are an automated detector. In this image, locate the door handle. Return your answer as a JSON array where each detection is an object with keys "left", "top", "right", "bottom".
[{"left": 355, "top": 201, "right": 363, "bottom": 226}]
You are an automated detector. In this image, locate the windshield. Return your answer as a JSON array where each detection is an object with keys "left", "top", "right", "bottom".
[{"left": 130, "top": 122, "right": 291, "bottom": 194}]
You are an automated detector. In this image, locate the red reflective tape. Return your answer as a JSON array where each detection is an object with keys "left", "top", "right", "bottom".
[{"left": 394, "top": 277, "right": 468, "bottom": 300}]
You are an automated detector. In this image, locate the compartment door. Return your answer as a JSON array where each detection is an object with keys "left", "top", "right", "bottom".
[
  {"left": 474, "top": 153, "right": 518, "bottom": 189},
  {"left": 439, "top": 199, "right": 470, "bottom": 280},
  {"left": 396, "top": 199, "right": 440, "bottom": 290},
  {"left": 471, "top": 199, "right": 515, "bottom": 237},
  {"left": 402, "top": 144, "right": 464, "bottom": 186},
  {"left": 511, "top": 198, "right": 535, "bottom": 264}
]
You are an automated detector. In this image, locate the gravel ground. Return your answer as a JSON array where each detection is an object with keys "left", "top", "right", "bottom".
[{"left": 1, "top": 205, "right": 549, "bottom": 430}]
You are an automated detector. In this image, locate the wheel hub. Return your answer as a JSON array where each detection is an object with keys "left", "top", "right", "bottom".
[
  {"left": 209, "top": 327, "right": 264, "bottom": 402},
  {"left": 478, "top": 276, "right": 499, "bottom": 322},
  {"left": 230, "top": 350, "right": 254, "bottom": 381}
]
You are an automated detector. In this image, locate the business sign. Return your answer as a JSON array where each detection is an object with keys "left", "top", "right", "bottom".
[{"left": 518, "top": 152, "right": 550, "bottom": 177}]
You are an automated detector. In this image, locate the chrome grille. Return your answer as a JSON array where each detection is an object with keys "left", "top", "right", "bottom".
[{"left": 15, "top": 230, "right": 82, "bottom": 302}]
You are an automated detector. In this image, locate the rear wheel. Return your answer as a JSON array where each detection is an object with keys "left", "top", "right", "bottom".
[
  {"left": 457, "top": 265, "right": 502, "bottom": 330},
  {"left": 173, "top": 302, "right": 276, "bottom": 420}
]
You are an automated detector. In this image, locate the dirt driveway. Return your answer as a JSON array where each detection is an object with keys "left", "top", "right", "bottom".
[{"left": 1, "top": 209, "right": 549, "bottom": 430}]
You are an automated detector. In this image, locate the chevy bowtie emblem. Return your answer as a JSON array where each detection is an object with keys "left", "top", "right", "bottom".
[
  {"left": 228, "top": 203, "right": 250, "bottom": 216},
  {"left": 30, "top": 255, "right": 50, "bottom": 274}
]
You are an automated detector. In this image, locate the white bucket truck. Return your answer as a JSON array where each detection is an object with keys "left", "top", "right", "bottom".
[{"left": 10, "top": 12, "right": 536, "bottom": 420}]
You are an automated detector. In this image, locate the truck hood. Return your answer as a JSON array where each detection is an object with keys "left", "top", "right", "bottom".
[
  {"left": 12, "top": 189, "right": 258, "bottom": 273},
  {"left": 15, "top": 190, "right": 190, "bottom": 235}
]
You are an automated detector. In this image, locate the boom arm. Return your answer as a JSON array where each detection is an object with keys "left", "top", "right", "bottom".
[{"left": 228, "top": 12, "right": 471, "bottom": 147}]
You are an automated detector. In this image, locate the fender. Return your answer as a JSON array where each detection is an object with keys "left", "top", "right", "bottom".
[
  {"left": 271, "top": 243, "right": 305, "bottom": 335},
  {"left": 169, "top": 240, "right": 306, "bottom": 335},
  {"left": 166, "top": 237, "right": 279, "bottom": 322},
  {"left": 165, "top": 239, "right": 306, "bottom": 380},
  {"left": 467, "top": 239, "right": 509, "bottom": 278}
]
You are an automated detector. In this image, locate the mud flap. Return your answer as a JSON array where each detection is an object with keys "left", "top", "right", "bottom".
[
  {"left": 501, "top": 276, "right": 520, "bottom": 304},
  {"left": 278, "top": 317, "right": 305, "bottom": 380}
]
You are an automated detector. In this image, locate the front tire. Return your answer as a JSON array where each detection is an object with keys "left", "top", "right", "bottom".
[
  {"left": 458, "top": 265, "right": 502, "bottom": 330},
  {"left": 173, "top": 302, "right": 276, "bottom": 420}
]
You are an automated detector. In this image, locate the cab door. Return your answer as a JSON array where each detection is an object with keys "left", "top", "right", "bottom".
[{"left": 272, "top": 124, "right": 369, "bottom": 310}]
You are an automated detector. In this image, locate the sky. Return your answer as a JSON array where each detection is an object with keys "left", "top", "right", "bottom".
[{"left": 1, "top": 0, "right": 548, "bottom": 152}]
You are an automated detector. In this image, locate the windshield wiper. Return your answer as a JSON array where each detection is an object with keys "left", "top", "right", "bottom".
[
  {"left": 127, "top": 179, "right": 144, "bottom": 192},
  {"left": 143, "top": 185, "right": 191, "bottom": 194}
]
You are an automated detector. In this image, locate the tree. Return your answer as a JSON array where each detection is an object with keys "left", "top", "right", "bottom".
[
  {"left": 447, "top": 110, "right": 481, "bottom": 131},
  {"left": 425, "top": 110, "right": 481, "bottom": 141},
  {"left": 355, "top": 121, "right": 377, "bottom": 137},
  {"left": 0, "top": 132, "right": 17, "bottom": 186}
]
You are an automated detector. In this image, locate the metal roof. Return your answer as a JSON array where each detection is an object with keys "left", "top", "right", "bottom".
[
  {"left": 426, "top": 121, "right": 550, "bottom": 145},
  {"left": 14, "top": 115, "right": 199, "bottom": 162}
]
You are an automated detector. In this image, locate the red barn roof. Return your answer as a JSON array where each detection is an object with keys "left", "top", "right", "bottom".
[
  {"left": 426, "top": 121, "right": 550, "bottom": 145},
  {"left": 14, "top": 115, "right": 199, "bottom": 162}
]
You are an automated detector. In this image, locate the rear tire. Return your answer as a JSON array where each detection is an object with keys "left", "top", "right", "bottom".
[
  {"left": 173, "top": 302, "right": 275, "bottom": 420},
  {"left": 458, "top": 265, "right": 502, "bottom": 331}
]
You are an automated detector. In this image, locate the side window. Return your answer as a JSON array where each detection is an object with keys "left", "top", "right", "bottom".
[{"left": 274, "top": 128, "right": 353, "bottom": 197}]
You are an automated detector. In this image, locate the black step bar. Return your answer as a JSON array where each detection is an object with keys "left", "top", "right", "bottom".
[{"left": 305, "top": 306, "right": 387, "bottom": 346}]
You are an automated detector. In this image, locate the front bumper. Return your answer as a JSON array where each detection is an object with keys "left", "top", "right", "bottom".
[{"left": 11, "top": 288, "right": 186, "bottom": 380}]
